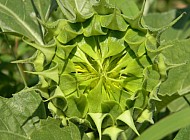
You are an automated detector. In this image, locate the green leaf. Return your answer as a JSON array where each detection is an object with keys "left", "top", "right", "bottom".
[
  {"left": 143, "top": 9, "right": 184, "bottom": 33},
  {"left": 87, "top": 113, "right": 113, "bottom": 140},
  {"left": 87, "top": 79, "right": 103, "bottom": 113},
  {"left": 137, "top": 109, "right": 154, "bottom": 124},
  {"left": 83, "top": 15, "right": 107, "bottom": 36},
  {"left": 107, "top": 85, "right": 130, "bottom": 110},
  {"left": 68, "top": 117, "right": 91, "bottom": 132},
  {"left": 0, "top": 131, "right": 29, "bottom": 140},
  {"left": 0, "top": 0, "right": 43, "bottom": 44},
  {"left": 132, "top": 91, "right": 149, "bottom": 110},
  {"left": 174, "top": 125, "right": 190, "bottom": 140},
  {"left": 124, "top": 78, "right": 143, "bottom": 93},
  {"left": 56, "top": 40, "right": 76, "bottom": 60},
  {"left": 56, "top": 0, "right": 94, "bottom": 22},
  {"left": 161, "top": 40, "right": 190, "bottom": 64},
  {"left": 65, "top": 94, "right": 88, "bottom": 118},
  {"left": 143, "top": 67, "right": 160, "bottom": 92},
  {"left": 102, "top": 126, "right": 123, "bottom": 140},
  {"left": 167, "top": 94, "right": 190, "bottom": 113},
  {"left": 136, "top": 108, "right": 190, "bottom": 140},
  {"left": 160, "top": 7, "right": 190, "bottom": 41},
  {"left": 109, "top": 0, "right": 140, "bottom": 18},
  {"left": 144, "top": 10, "right": 176, "bottom": 29},
  {"left": 154, "top": 93, "right": 180, "bottom": 112},
  {"left": 82, "top": 133, "right": 91, "bottom": 140},
  {"left": 144, "top": 8, "right": 190, "bottom": 42},
  {"left": 32, "top": 55, "right": 45, "bottom": 72},
  {"left": 60, "top": 74, "right": 77, "bottom": 96},
  {"left": 122, "top": 56, "right": 150, "bottom": 78},
  {"left": 48, "top": 86, "right": 67, "bottom": 111},
  {"left": 24, "top": 40, "right": 56, "bottom": 64},
  {"left": 101, "top": 101, "right": 123, "bottom": 122},
  {"left": 159, "top": 40, "right": 190, "bottom": 96},
  {"left": 0, "top": 89, "right": 46, "bottom": 139},
  {"left": 91, "top": 0, "right": 114, "bottom": 15},
  {"left": 26, "top": 62, "right": 59, "bottom": 83},
  {"left": 124, "top": 28, "right": 146, "bottom": 54},
  {"left": 31, "top": 118, "right": 81, "bottom": 140},
  {"left": 121, "top": 0, "right": 145, "bottom": 31},
  {"left": 76, "top": 36, "right": 99, "bottom": 60},
  {"left": 57, "top": 22, "right": 83, "bottom": 44},
  {"left": 32, "top": 0, "right": 57, "bottom": 22},
  {"left": 116, "top": 110, "right": 139, "bottom": 135},
  {"left": 45, "top": 20, "right": 82, "bottom": 44},
  {"left": 99, "top": 31, "right": 125, "bottom": 59},
  {"left": 63, "top": 121, "right": 82, "bottom": 140},
  {"left": 100, "top": 11, "right": 129, "bottom": 31},
  {"left": 48, "top": 102, "right": 67, "bottom": 126}
]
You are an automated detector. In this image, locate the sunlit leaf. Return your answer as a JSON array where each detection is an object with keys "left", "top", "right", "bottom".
[
  {"left": 0, "top": 0, "right": 43, "bottom": 44},
  {"left": 31, "top": 118, "right": 81, "bottom": 140},
  {"left": 0, "top": 89, "right": 46, "bottom": 139},
  {"left": 117, "top": 110, "right": 139, "bottom": 135},
  {"left": 87, "top": 113, "right": 113, "bottom": 139}
]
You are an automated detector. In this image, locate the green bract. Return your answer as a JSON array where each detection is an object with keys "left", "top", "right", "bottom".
[{"left": 20, "top": 0, "right": 181, "bottom": 139}]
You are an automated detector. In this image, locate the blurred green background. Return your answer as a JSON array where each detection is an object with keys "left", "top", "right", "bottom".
[
  {"left": 136, "top": 0, "right": 190, "bottom": 13},
  {"left": 0, "top": 34, "right": 37, "bottom": 97}
]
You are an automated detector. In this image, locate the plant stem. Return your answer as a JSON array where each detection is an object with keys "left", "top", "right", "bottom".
[
  {"left": 16, "top": 63, "right": 28, "bottom": 88},
  {"left": 143, "top": 0, "right": 155, "bottom": 15},
  {"left": 183, "top": 95, "right": 190, "bottom": 106},
  {"left": 4, "top": 34, "right": 28, "bottom": 88}
]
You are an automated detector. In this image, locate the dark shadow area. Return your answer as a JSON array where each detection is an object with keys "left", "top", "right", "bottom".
[{"left": 173, "top": 6, "right": 190, "bottom": 30}]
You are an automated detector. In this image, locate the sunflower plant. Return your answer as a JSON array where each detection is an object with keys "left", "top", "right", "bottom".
[{"left": 1, "top": 0, "right": 190, "bottom": 140}]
